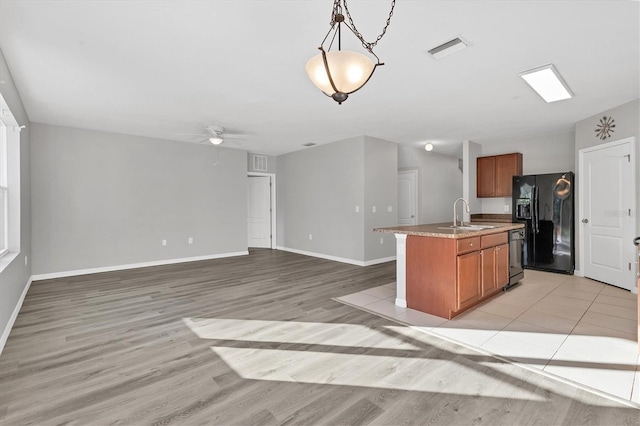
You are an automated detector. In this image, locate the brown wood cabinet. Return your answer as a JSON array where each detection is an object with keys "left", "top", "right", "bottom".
[
  {"left": 481, "top": 243, "right": 509, "bottom": 296},
  {"left": 406, "top": 230, "right": 512, "bottom": 319},
  {"left": 477, "top": 153, "right": 523, "bottom": 197},
  {"left": 456, "top": 251, "right": 481, "bottom": 310}
]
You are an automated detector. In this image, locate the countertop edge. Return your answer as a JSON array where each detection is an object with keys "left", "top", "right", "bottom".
[{"left": 374, "top": 222, "right": 525, "bottom": 239}]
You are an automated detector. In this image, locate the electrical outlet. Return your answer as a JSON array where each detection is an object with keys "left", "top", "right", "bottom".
[
  {"left": 388, "top": 206, "right": 392, "bottom": 212},
  {"left": 309, "top": 234, "right": 313, "bottom": 240},
  {"left": 379, "top": 237, "right": 384, "bottom": 245},
  {"left": 372, "top": 206, "right": 376, "bottom": 213},
  {"left": 188, "top": 237, "right": 193, "bottom": 244},
  {"left": 24, "top": 256, "right": 28, "bottom": 266},
  {"left": 355, "top": 205, "right": 360, "bottom": 213},
  {"left": 504, "top": 204, "right": 510, "bottom": 212},
  {"left": 162, "top": 239, "right": 167, "bottom": 246}
]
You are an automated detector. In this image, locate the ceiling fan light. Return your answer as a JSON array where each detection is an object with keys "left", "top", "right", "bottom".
[
  {"left": 209, "top": 136, "right": 223, "bottom": 145},
  {"left": 305, "top": 50, "right": 376, "bottom": 98}
]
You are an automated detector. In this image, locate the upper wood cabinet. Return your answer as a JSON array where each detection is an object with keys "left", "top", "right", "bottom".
[{"left": 476, "top": 153, "right": 523, "bottom": 198}]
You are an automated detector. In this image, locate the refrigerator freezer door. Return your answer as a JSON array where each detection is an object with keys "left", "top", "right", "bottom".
[{"left": 531, "top": 172, "right": 574, "bottom": 273}]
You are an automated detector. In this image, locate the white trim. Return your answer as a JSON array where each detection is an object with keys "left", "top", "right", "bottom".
[
  {"left": 573, "top": 269, "right": 583, "bottom": 277},
  {"left": 32, "top": 251, "right": 249, "bottom": 281},
  {"left": 362, "top": 256, "right": 396, "bottom": 266},
  {"left": 248, "top": 172, "right": 276, "bottom": 249},
  {"left": 276, "top": 246, "right": 394, "bottom": 267},
  {"left": 0, "top": 250, "right": 18, "bottom": 274},
  {"left": 0, "top": 276, "right": 32, "bottom": 356},
  {"left": 578, "top": 136, "right": 637, "bottom": 291},
  {"left": 393, "top": 233, "right": 408, "bottom": 307}
]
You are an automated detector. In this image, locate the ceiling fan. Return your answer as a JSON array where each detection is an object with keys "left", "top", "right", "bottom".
[{"left": 178, "top": 125, "right": 248, "bottom": 146}]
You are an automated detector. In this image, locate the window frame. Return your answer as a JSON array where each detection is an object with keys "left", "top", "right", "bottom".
[{"left": 0, "top": 118, "right": 7, "bottom": 258}]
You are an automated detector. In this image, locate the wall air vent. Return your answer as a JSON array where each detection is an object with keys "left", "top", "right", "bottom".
[
  {"left": 302, "top": 143, "right": 316, "bottom": 147},
  {"left": 427, "top": 37, "right": 469, "bottom": 59},
  {"left": 252, "top": 155, "right": 267, "bottom": 172}
]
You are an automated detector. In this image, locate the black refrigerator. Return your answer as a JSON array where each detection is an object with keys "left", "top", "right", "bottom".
[{"left": 512, "top": 172, "right": 575, "bottom": 274}]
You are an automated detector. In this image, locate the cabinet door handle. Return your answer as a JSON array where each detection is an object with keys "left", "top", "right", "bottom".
[{"left": 469, "top": 243, "right": 474, "bottom": 246}]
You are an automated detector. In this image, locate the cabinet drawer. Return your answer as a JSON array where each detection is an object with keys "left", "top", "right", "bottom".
[
  {"left": 481, "top": 232, "right": 507, "bottom": 249},
  {"left": 457, "top": 237, "right": 480, "bottom": 254}
]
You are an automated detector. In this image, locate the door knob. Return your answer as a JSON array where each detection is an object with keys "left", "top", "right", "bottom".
[
  {"left": 411, "top": 215, "right": 414, "bottom": 218},
  {"left": 582, "top": 218, "right": 589, "bottom": 223}
]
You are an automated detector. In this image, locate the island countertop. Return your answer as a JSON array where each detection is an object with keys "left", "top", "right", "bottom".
[{"left": 374, "top": 222, "right": 524, "bottom": 239}]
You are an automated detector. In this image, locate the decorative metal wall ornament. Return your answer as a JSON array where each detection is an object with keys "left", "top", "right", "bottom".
[
  {"left": 305, "top": 0, "right": 396, "bottom": 104},
  {"left": 595, "top": 116, "right": 616, "bottom": 140}
]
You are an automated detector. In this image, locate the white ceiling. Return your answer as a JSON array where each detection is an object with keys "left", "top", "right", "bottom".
[{"left": 0, "top": 1, "right": 638, "bottom": 156}]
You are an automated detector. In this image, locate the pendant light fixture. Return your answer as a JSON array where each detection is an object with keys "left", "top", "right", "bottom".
[{"left": 305, "top": 0, "right": 396, "bottom": 104}]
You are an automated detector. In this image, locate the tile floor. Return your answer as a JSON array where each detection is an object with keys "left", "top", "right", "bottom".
[{"left": 335, "top": 269, "right": 640, "bottom": 404}]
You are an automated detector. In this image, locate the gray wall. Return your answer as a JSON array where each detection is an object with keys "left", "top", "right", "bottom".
[
  {"left": 463, "top": 140, "right": 482, "bottom": 222},
  {"left": 277, "top": 137, "right": 365, "bottom": 261},
  {"left": 399, "top": 145, "right": 463, "bottom": 224},
  {"left": 0, "top": 48, "right": 31, "bottom": 348},
  {"left": 479, "top": 131, "right": 575, "bottom": 214},
  {"left": 363, "top": 136, "right": 397, "bottom": 261},
  {"left": 574, "top": 99, "right": 640, "bottom": 272},
  {"left": 31, "top": 124, "right": 248, "bottom": 275},
  {"left": 277, "top": 136, "right": 398, "bottom": 264}
]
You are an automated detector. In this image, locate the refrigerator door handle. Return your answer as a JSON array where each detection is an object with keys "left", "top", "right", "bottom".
[{"left": 533, "top": 186, "right": 539, "bottom": 234}]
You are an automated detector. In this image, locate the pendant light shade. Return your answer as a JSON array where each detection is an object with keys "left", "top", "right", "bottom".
[
  {"left": 306, "top": 0, "right": 396, "bottom": 104},
  {"left": 305, "top": 50, "right": 376, "bottom": 102}
]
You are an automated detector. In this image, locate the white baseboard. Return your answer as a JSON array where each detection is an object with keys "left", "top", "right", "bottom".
[
  {"left": 0, "top": 276, "right": 32, "bottom": 356},
  {"left": 395, "top": 297, "right": 407, "bottom": 308},
  {"left": 573, "top": 269, "right": 583, "bottom": 277},
  {"left": 31, "top": 251, "right": 249, "bottom": 281},
  {"left": 363, "top": 256, "right": 396, "bottom": 266},
  {"left": 276, "top": 246, "right": 395, "bottom": 267}
]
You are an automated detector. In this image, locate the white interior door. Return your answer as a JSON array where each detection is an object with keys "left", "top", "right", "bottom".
[
  {"left": 581, "top": 138, "right": 636, "bottom": 291},
  {"left": 398, "top": 170, "right": 417, "bottom": 226},
  {"left": 248, "top": 176, "right": 272, "bottom": 248}
]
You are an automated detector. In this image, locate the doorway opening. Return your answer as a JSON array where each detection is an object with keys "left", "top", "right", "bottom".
[
  {"left": 248, "top": 173, "right": 276, "bottom": 249},
  {"left": 398, "top": 169, "right": 418, "bottom": 226},
  {"left": 578, "top": 137, "right": 637, "bottom": 292}
]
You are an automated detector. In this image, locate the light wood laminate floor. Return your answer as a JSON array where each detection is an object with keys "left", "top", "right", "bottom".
[{"left": 1, "top": 249, "right": 638, "bottom": 425}]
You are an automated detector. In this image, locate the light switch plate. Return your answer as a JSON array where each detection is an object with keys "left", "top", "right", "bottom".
[
  {"left": 504, "top": 204, "right": 510, "bottom": 212},
  {"left": 372, "top": 206, "right": 376, "bottom": 213},
  {"left": 355, "top": 206, "right": 360, "bottom": 213},
  {"left": 388, "top": 206, "right": 392, "bottom": 212}
]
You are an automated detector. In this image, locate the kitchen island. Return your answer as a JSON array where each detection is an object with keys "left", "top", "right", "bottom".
[{"left": 375, "top": 222, "right": 525, "bottom": 319}]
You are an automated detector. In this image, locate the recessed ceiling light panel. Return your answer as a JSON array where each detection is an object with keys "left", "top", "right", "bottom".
[{"left": 519, "top": 64, "right": 573, "bottom": 103}]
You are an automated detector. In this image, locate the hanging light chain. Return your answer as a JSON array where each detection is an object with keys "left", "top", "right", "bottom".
[{"left": 342, "top": 0, "right": 396, "bottom": 52}]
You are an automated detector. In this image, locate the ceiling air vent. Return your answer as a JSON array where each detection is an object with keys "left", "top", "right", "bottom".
[
  {"left": 252, "top": 155, "right": 267, "bottom": 172},
  {"left": 302, "top": 143, "right": 316, "bottom": 147},
  {"left": 427, "top": 37, "right": 469, "bottom": 59}
]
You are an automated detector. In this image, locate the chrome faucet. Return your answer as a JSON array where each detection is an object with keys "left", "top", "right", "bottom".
[{"left": 453, "top": 198, "right": 471, "bottom": 227}]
